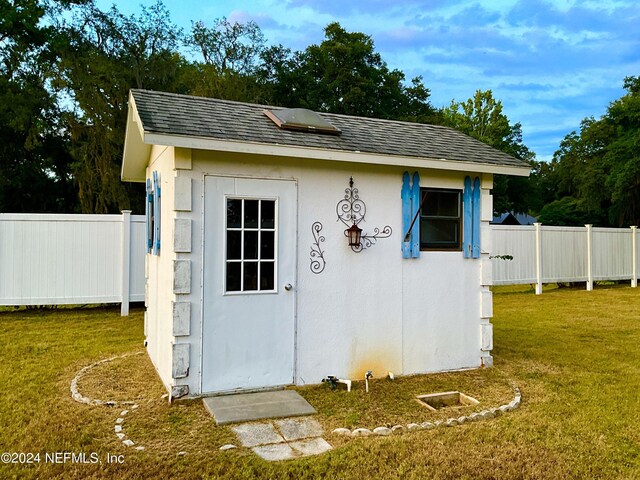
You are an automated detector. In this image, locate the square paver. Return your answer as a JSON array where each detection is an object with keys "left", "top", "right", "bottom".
[
  {"left": 252, "top": 443, "right": 301, "bottom": 461},
  {"left": 203, "top": 390, "right": 316, "bottom": 425},
  {"left": 275, "top": 417, "right": 324, "bottom": 441},
  {"left": 231, "top": 423, "right": 285, "bottom": 448},
  {"left": 289, "top": 438, "right": 333, "bottom": 456}
]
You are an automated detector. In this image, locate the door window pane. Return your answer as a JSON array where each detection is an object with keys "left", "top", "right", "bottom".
[
  {"left": 226, "top": 231, "right": 241, "bottom": 260},
  {"left": 261, "top": 201, "right": 275, "bottom": 229},
  {"left": 244, "top": 262, "right": 258, "bottom": 291},
  {"left": 260, "top": 262, "right": 274, "bottom": 290},
  {"left": 244, "top": 200, "right": 259, "bottom": 228},
  {"left": 260, "top": 231, "right": 275, "bottom": 260},
  {"left": 227, "top": 199, "right": 242, "bottom": 228},
  {"left": 225, "top": 197, "right": 278, "bottom": 293},
  {"left": 226, "top": 262, "right": 241, "bottom": 291},
  {"left": 244, "top": 231, "right": 259, "bottom": 259}
]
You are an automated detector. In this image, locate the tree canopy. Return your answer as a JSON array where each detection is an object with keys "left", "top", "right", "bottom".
[
  {"left": 2, "top": 0, "right": 637, "bottom": 228},
  {"left": 539, "top": 76, "right": 640, "bottom": 226},
  {"left": 0, "top": 0, "right": 85, "bottom": 212},
  {"left": 258, "top": 23, "right": 438, "bottom": 122},
  {"left": 442, "top": 90, "right": 539, "bottom": 215}
]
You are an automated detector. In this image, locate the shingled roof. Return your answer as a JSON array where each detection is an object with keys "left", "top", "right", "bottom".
[{"left": 122, "top": 89, "right": 530, "bottom": 182}]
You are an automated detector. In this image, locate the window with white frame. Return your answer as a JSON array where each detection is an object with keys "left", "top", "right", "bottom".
[{"left": 225, "top": 198, "right": 276, "bottom": 292}]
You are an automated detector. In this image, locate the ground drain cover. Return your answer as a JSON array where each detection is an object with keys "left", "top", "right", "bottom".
[{"left": 416, "top": 391, "right": 479, "bottom": 411}]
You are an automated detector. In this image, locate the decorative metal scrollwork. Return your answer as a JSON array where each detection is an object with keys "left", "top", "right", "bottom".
[
  {"left": 310, "top": 222, "right": 326, "bottom": 274},
  {"left": 336, "top": 177, "right": 366, "bottom": 227},
  {"left": 344, "top": 225, "right": 392, "bottom": 253},
  {"left": 336, "top": 177, "right": 392, "bottom": 253}
]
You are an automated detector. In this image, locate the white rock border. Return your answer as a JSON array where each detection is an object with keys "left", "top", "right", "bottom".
[
  {"left": 70, "top": 351, "right": 144, "bottom": 406},
  {"left": 332, "top": 384, "right": 522, "bottom": 438},
  {"left": 114, "top": 407, "right": 145, "bottom": 450},
  {"left": 70, "top": 351, "right": 146, "bottom": 450}
]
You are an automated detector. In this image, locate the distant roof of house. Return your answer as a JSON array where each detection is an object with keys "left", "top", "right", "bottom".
[
  {"left": 122, "top": 89, "right": 531, "bottom": 182},
  {"left": 491, "top": 211, "right": 538, "bottom": 225}
]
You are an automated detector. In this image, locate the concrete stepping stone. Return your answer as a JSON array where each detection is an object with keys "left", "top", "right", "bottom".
[
  {"left": 252, "top": 443, "right": 300, "bottom": 461},
  {"left": 289, "top": 438, "right": 332, "bottom": 456},
  {"left": 230, "top": 417, "right": 333, "bottom": 461},
  {"left": 204, "top": 390, "right": 316, "bottom": 425},
  {"left": 231, "top": 422, "right": 285, "bottom": 448},
  {"left": 274, "top": 417, "right": 323, "bottom": 441}
]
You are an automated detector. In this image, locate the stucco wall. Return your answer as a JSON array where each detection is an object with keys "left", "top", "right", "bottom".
[
  {"left": 145, "top": 145, "right": 179, "bottom": 391},
  {"left": 143, "top": 146, "right": 493, "bottom": 396}
]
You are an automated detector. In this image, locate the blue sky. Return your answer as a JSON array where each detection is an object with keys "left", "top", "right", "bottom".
[{"left": 100, "top": 0, "right": 640, "bottom": 161}]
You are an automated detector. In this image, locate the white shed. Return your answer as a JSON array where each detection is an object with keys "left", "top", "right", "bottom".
[{"left": 121, "top": 89, "right": 530, "bottom": 398}]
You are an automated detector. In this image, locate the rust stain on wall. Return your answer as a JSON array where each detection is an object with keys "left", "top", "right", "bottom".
[{"left": 348, "top": 350, "right": 401, "bottom": 381}]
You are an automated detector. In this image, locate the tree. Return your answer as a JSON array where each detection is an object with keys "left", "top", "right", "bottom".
[
  {"left": 537, "top": 196, "right": 593, "bottom": 226},
  {"left": 549, "top": 76, "right": 640, "bottom": 226},
  {"left": 185, "top": 17, "right": 266, "bottom": 102},
  {"left": 55, "top": 1, "right": 187, "bottom": 213},
  {"left": 602, "top": 76, "right": 640, "bottom": 226},
  {"left": 190, "top": 17, "right": 264, "bottom": 74},
  {"left": 442, "top": 90, "right": 536, "bottom": 214},
  {"left": 258, "top": 23, "right": 438, "bottom": 121},
  {"left": 0, "top": 0, "right": 84, "bottom": 212}
]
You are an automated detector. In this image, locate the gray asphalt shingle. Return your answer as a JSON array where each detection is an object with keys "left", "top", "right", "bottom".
[{"left": 131, "top": 89, "right": 529, "bottom": 169}]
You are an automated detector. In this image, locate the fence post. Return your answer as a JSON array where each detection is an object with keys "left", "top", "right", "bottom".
[
  {"left": 534, "top": 222, "right": 543, "bottom": 295},
  {"left": 586, "top": 224, "right": 593, "bottom": 291},
  {"left": 632, "top": 226, "right": 637, "bottom": 288},
  {"left": 121, "top": 210, "right": 132, "bottom": 316}
]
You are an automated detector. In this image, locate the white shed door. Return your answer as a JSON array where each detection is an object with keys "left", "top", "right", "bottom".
[{"left": 202, "top": 176, "right": 297, "bottom": 394}]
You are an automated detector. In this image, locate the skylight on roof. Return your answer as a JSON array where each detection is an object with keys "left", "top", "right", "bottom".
[{"left": 264, "top": 108, "right": 341, "bottom": 135}]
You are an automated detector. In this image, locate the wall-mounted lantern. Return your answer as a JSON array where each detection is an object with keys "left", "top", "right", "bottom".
[{"left": 346, "top": 223, "right": 363, "bottom": 248}]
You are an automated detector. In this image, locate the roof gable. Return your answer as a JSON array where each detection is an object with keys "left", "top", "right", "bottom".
[{"left": 122, "top": 89, "right": 530, "bottom": 182}]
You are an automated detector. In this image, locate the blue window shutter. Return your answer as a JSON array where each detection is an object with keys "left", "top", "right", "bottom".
[
  {"left": 401, "top": 172, "right": 411, "bottom": 258},
  {"left": 463, "top": 176, "right": 473, "bottom": 258},
  {"left": 153, "top": 171, "right": 161, "bottom": 255},
  {"left": 472, "top": 176, "right": 481, "bottom": 258},
  {"left": 146, "top": 178, "right": 152, "bottom": 253},
  {"left": 411, "top": 171, "right": 421, "bottom": 258}
]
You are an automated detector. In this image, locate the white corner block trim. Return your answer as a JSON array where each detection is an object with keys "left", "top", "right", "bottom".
[
  {"left": 481, "top": 322, "right": 493, "bottom": 351},
  {"left": 174, "top": 218, "right": 192, "bottom": 253},
  {"left": 173, "top": 260, "right": 191, "bottom": 294},
  {"left": 481, "top": 258, "right": 492, "bottom": 287},
  {"left": 172, "top": 343, "right": 190, "bottom": 378},
  {"left": 172, "top": 302, "right": 191, "bottom": 336},
  {"left": 480, "top": 190, "right": 493, "bottom": 222},
  {"left": 481, "top": 289, "right": 493, "bottom": 318},
  {"left": 174, "top": 176, "right": 192, "bottom": 212}
]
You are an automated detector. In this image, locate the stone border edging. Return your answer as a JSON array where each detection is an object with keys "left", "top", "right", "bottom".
[
  {"left": 70, "top": 351, "right": 144, "bottom": 406},
  {"left": 114, "top": 406, "right": 145, "bottom": 450},
  {"left": 70, "top": 351, "right": 147, "bottom": 450},
  {"left": 332, "top": 385, "right": 522, "bottom": 438}
]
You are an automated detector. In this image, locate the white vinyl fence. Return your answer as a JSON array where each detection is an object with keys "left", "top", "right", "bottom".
[
  {"left": 492, "top": 224, "right": 639, "bottom": 294},
  {"left": 0, "top": 212, "right": 145, "bottom": 314},
  {"left": 2, "top": 215, "right": 637, "bottom": 308}
]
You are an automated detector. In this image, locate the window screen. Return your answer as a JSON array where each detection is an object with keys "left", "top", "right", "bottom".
[{"left": 420, "top": 188, "right": 462, "bottom": 250}]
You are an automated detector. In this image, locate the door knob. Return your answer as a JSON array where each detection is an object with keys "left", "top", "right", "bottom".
[{"left": 284, "top": 284, "right": 293, "bottom": 291}]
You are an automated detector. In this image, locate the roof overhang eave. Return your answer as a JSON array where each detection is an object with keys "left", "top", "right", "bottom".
[
  {"left": 121, "top": 93, "right": 151, "bottom": 183},
  {"left": 142, "top": 132, "right": 531, "bottom": 177}
]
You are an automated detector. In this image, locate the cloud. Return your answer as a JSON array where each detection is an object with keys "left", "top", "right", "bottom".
[
  {"left": 228, "top": 10, "right": 280, "bottom": 29},
  {"left": 284, "top": 0, "right": 449, "bottom": 17},
  {"left": 187, "top": 0, "right": 639, "bottom": 160}
]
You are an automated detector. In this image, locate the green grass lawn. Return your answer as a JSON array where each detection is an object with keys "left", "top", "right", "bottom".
[{"left": 0, "top": 287, "right": 639, "bottom": 479}]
